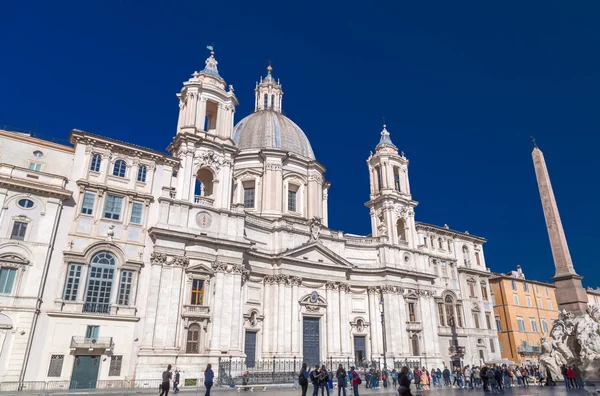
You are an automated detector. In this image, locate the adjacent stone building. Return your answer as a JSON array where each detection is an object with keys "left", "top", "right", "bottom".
[{"left": 1, "top": 50, "right": 500, "bottom": 386}]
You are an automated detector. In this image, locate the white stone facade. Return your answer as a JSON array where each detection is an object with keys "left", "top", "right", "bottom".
[{"left": 0, "top": 51, "right": 500, "bottom": 385}]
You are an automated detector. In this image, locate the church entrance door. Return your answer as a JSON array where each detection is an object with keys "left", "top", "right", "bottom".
[
  {"left": 303, "top": 317, "right": 320, "bottom": 366},
  {"left": 244, "top": 331, "right": 257, "bottom": 367},
  {"left": 353, "top": 336, "right": 366, "bottom": 364}
]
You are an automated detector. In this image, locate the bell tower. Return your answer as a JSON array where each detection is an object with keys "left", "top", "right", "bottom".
[
  {"left": 365, "top": 125, "right": 418, "bottom": 247},
  {"left": 169, "top": 48, "right": 238, "bottom": 210}
]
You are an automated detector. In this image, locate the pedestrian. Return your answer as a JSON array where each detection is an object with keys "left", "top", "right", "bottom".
[
  {"left": 160, "top": 364, "right": 172, "bottom": 396},
  {"left": 521, "top": 368, "right": 529, "bottom": 387},
  {"left": 392, "top": 369, "right": 398, "bottom": 388},
  {"left": 566, "top": 366, "right": 576, "bottom": 388},
  {"left": 464, "top": 366, "right": 472, "bottom": 389},
  {"left": 413, "top": 368, "right": 421, "bottom": 390},
  {"left": 487, "top": 367, "right": 497, "bottom": 394},
  {"left": 382, "top": 367, "right": 389, "bottom": 389},
  {"left": 421, "top": 368, "right": 430, "bottom": 390},
  {"left": 350, "top": 367, "right": 361, "bottom": 396},
  {"left": 204, "top": 364, "right": 214, "bottom": 396},
  {"left": 443, "top": 367, "right": 451, "bottom": 387},
  {"left": 173, "top": 369, "right": 180, "bottom": 394},
  {"left": 319, "top": 365, "right": 330, "bottom": 396},
  {"left": 398, "top": 367, "right": 413, "bottom": 396},
  {"left": 310, "top": 365, "right": 320, "bottom": 396},
  {"left": 336, "top": 364, "right": 347, "bottom": 396},
  {"left": 299, "top": 363, "right": 309, "bottom": 396},
  {"left": 481, "top": 366, "right": 489, "bottom": 392}
]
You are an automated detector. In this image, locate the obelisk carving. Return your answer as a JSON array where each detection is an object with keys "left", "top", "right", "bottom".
[{"left": 532, "top": 142, "right": 588, "bottom": 312}]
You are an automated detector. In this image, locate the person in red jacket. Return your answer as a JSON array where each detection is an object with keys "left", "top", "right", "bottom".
[
  {"left": 566, "top": 367, "right": 576, "bottom": 388},
  {"left": 350, "top": 366, "right": 361, "bottom": 396}
]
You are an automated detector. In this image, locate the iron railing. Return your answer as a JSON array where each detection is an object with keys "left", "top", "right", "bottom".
[{"left": 82, "top": 302, "right": 111, "bottom": 314}]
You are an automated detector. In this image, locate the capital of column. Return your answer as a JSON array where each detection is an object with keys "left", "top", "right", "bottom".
[
  {"left": 150, "top": 252, "right": 168, "bottom": 266},
  {"left": 325, "top": 281, "right": 337, "bottom": 290},
  {"left": 211, "top": 261, "right": 228, "bottom": 273},
  {"left": 338, "top": 282, "right": 350, "bottom": 292},
  {"left": 290, "top": 276, "right": 302, "bottom": 286},
  {"left": 367, "top": 286, "right": 380, "bottom": 295}
]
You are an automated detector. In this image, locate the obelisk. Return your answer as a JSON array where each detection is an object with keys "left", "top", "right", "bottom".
[{"left": 532, "top": 141, "right": 589, "bottom": 312}]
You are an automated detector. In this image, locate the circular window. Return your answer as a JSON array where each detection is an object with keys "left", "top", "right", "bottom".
[
  {"left": 18, "top": 199, "right": 34, "bottom": 209},
  {"left": 404, "top": 255, "right": 410, "bottom": 263},
  {"left": 33, "top": 150, "right": 44, "bottom": 157}
]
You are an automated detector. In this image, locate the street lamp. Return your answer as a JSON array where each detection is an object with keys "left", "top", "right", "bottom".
[{"left": 379, "top": 295, "right": 388, "bottom": 370}]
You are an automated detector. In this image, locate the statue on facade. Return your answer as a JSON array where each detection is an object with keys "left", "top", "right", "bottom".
[{"left": 377, "top": 215, "right": 387, "bottom": 236}]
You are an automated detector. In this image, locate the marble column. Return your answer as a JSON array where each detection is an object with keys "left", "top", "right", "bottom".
[
  {"left": 187, "top": 92, "right": 197, "bottom": 126},
  {"left": 165, "top": 256, "right": 188, "bottom": 348},
  {"left": 231, "top": 265, "right": 244, "bottom": 352},
  {"left": 384, "top": 286, "right": 401, "bottom": 356},
  {"left": 271, "top": 277, "right": 279, "bottom": 354},
  {"left": 367, "top": 287, "right": 381, "bottom": 357},
  {"left": 419, "top": 292, "right": 436, "bottom": 357},
  {"left": 262, "top": 277, "right": 274, "bottom": 354},
  {"left": 427, "top": 293, "right": 441, "bottom": 356},
  {"left": 210, "top": 262, "right": 227, "bottom": 350},
  {"left": 291, "top": 277, "right": 301, "bottom": 354},
  {"left": 326, "top": 282, "right": 336, "bottom": 356},
  {"left": 339, "top": 283, "right": 350, "bottom": 356},
  {"left": 283, "top": 279, "right": 292, "bottom": 354},
  {"left": 142, "top": 253, "right": 167, "bottom": 347},
  {"left": 277, "top": 276, "right": 287, "bottom": 354},
  {"left": 332, "top": 286, "right": 341, "bottom": 353},
  {"left": 397, "top": 291, "right": 410, "bottom": 355},
  {"left": 195, "top": 98, "right": 206, "bottom": 130}
]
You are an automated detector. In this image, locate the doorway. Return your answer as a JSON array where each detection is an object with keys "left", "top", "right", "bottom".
[
  {"left": 353, "top": 336, "right": 366, "bottom": 365},
  {"left": 303, "top": 317, "right": 320, "bottom": 366},
  {"left": 244, "top": 331, "right": 257, "bottom": 368},
  {"left": 71, "top": 355, "right": 100, "bottom": 389}
]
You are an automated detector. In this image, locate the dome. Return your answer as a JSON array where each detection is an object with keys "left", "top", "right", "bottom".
[{"left": 233, "top": 110, "right": 315, "bottom": 160}]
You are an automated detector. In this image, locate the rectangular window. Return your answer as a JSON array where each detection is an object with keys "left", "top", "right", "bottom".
[
  {"left": 28, "top": 162, "right": 42, "bottom": 171},
  {"left": 513, "top": 294, "right": 519, "bottom": 306},
  {"left": 10, "top": 221, "right": 28, "bottom": 241},
  {"left": 85, "top": 325, "right": 100, "bottom": 340},
  {"left": 541, "top": 319, "right": 549, "bottom": 333},
  {"left": 517, "top": 317, "right": 526, "bottom": 332},
  {"left": 469, "top": 283, "right": 476, "bottom": 298},
  {"left": 117, "top": 270, "right": 134, "bottom": 305},
  {"left": 103, "top": 194, "right": 123, "bottom": 220},
  {"left": 499, "top": 341, "right": 503, "bottom": 353},
  {"left": 473, "top": 313, "right": 480, "bottom": 329},
  {"left": 537, "top": 297, "right": 543, "bottom": 308},
  {"left": 545, "top": 286, "right": 549, "bottom": 296},
  {"left": 451, "top": 266, "right": 457, "bottom": 280},
  {"left": 490, "top": 339, "right": 496, "bottom": 353},
  {"left": 408, "top": 302, "right": 416, "bottom": 322},
  {"left": 63, "top": 264, "right": 82, "bottom": 301},
  {"left": 441, "top": 264, "right": 448, "bottom": 278},
  {"left": 524, "top": 282, "right": 529, "bottom": 292},
  {"left": 190, "top": 279, "right": 204, "bottom": 305},
  {"left": 495, "top": 316, "right": 502, "bottom": 331},
  {"left": 287, "top": 189, "right": 297, "bottom": 212},
  {"left": 530, "top": 318, "right": 538, "bottom": 333},
  {"left": 511, "top": 280, "right": 517, "bottom": 290},
  {"left": 481, "top": 284, "right": 489, "bottom": 300},
  {"left": 47, "top": 355, "right": 64, "bottom": 377},
  {"left": 548, "top": 299, "right": 553, "bottom": 310},
  {"left": 108, "top": 355, "right": 123, "bottom": 376},
  {"left": 526, "top": 296, "right": 532, "bottom": 307},
  {"left": 535, "top": 284, "right": 540, "bottom": 294},
  {"left": 491, "top": 294, "right": 496, "bottom": 306},
  {"left": 437, "top": 303, "right": 445, "bottom": 326},
  {"left": 81, "top": 192, "right": 95, "bottom": 215},
  {"left": 394, "top": 167, "right": 401, "bottom": 191},
  {"left": 486, "top": 314, "right": 492, "bottom": 330},
  {"left": 475, "top": 252, "right": 481, "bottom": 265},
  {"left": 130, "top": 202, "right": 143, "bottom": 224},
  {"left": 456, "top": 306, "right": 464, "bottom": 327},
  {"left": 0, "top": 267, "right": 17, "bottom": 294},
  {"left": 243, "top": 187, "right": 255, "bottom": 208},
  {"left": 90, "top": 154, "right": 102, "bottom": 172}
]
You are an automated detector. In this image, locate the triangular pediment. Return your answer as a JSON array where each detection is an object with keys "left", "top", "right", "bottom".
[
  {"left": 281, "top": 241, "right": 353, "bottom": 268},
  {"left": 186, "top": 263, "right": 214, "bottom": 275}
]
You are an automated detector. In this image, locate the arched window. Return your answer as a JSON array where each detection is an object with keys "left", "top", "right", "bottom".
[
  {"left": 83, "top": 252, "right": 116, "bottom": 313},
  {"left": 186, "top": 323, "right": 201, "bottom": 353},
  {"left": 113, "top": 160, "right": 127, "bottom": 177},
  {"left": 195, "top": 169, "right": 214, "bottom": 201},
  {"left": 90, "top": 154, "right": 102, "bottom": 172},
  {"left": 270, "top": 95, "right": 275, "bottom": 109},
  {"left": 137, "top": 165, "right": 147, "bottom": 182},
  {"left": 438, "top": 238, "right": 443, "bottom": 249},
  {"left": 396, "top": 219, "right": 406, "bottom": 241},
  {"left": 263, "top": 94, "right": 268, "bottom": 109},
  {"left": 411, "top": 334, "right": 420, "bottom": 356},
  {"left": 462, "top": 246, "right": 469, "bottom": 265},
  {"left": 375, "top": 167, "right": 382, "bottom": 191},
  {"left": 393, "top": 167, "right": 401, "bottom": 191}
]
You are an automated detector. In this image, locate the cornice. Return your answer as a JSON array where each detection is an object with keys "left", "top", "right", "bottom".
[
  {"left": 0, "top": 129, "right": 74, "bottom": 153},
  {"left": 148, "top": 226, "right": 252, "bottom": 250},
  {"left": 0, "top": 174, "right": 72, "bottom": 200},
  {"left": 416, "top": 222, "right": 486, "bottom": 243},
  {"left": 76, "top": 179, "right": 154, "bottom": 201},
  {"left": 457, "top": 266, "right": 492, "bottom": 277}
]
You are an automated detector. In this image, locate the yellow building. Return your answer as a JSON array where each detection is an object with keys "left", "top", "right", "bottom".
[{"left": 490, "top": 266, "right": 559, "bottom": 364}]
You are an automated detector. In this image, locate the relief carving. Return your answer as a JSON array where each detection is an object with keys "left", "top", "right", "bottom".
[
  {"left": 150, "top": 252, "right": 168, "bottom": 265},
  {"left": 211, "top": 261, "right": 228, "bottom": 273},
  {"left": 171, "top": 255, "right": 189, "bottom": 268}
]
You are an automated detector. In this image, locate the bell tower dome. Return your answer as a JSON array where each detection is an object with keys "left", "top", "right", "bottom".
[{"left": 365, "top": 125, "right": 418, "bottom": 247}]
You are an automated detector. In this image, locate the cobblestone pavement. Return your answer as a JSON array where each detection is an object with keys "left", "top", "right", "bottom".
[{"left": 0, "top": 384, "right": 589, "bottom": 396}]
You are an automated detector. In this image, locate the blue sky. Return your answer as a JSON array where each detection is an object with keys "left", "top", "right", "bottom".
[{"left": 1, "top": 1, "right": 599, "bottom": 286}]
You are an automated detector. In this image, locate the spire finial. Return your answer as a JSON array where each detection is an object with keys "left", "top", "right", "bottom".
[
  {"left": 207, "top": 44, "right": 214, "bottom": 57},
  {"left": 531, "top": 136, "right": 538, "bottom": 149},
  {"left": 198, "top": 44, "right": 222, "bottom": 80}
]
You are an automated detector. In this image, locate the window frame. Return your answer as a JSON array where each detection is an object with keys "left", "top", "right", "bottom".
[
  {"left": 116, "top": 270, "right": 134, "bottom": 306},
  {"left": 62, "top": 263, "right": 82, "bottom": 301},
  {"left": 17, "top": 199, "right": 35, "bottom": 209},
  {"left": 287, "top": 187, "right": 297, "bottom": 212},
  {"left": 190, "top": 279, "right": 205, "bottom": 305},
  {"left": 28, "top": 162, "right": 42, "bottom": 171},
  {"left": 90, "top": 154, "right": 102, "bottom": 172},
  {"left": 526, "top": 295, "right": 532, "bottom": 307},
  {"left": 47, "top": 354, "right": 64, "bottom": 377},
  {"left": 243, "top": 184, "right": 256, "bottom": 209},
  {"left": 108, "top": 355, "right": 123, "bottom": 376},
  {"left": 517, "top": 317, "right": 526, "bottom": 332},
  {"left": 495, "top": 316, "right": 502, "bottom": 331},
  {"left": 81, "top": 192, "right": 96, "bottom": 215},
  {"left": 186, "top": 323, "right": 201, "bottom": 353},
  {"left": 513, "top": 294, "right": 519, "bottom": 306},
  {"left": 130, "top": 202, "right": 144, "bottom": 225},
  {"left": 112, "top": 159, "right": 127, "bottom": 178},
  {"left": 511, "top": 280, "right": 517, "bottom": 290},
  {"left": 0, "top": 267, "right": 18, "bottom": 295},
  {"left": 136, "top": 165, "right": 147, "bottom": 183},
  {"left": 10, "top": 220, "right": 28, "bottom": 241},
  {"left": 103, "top": 194, "right": 124, "bottom": 221}
]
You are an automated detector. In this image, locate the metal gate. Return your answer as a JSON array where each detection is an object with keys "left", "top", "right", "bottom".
[{"left": 302, "top": 317, "right": 320, "bottom": 366}]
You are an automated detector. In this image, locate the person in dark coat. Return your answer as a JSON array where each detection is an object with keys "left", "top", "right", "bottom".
[
  {"left": 398, "top": 367, "right": 413, "bottom": 396},
  {"left": 336, "top": 364, "right": 347, "bottom": 396}
]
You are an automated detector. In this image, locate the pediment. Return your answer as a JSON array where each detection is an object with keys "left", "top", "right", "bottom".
[
  {"left": 281, "top": 241, "right": 353, "bottom": 268},
  {"left": 186, "top": 263, "right": 214, "bottom": 275}
]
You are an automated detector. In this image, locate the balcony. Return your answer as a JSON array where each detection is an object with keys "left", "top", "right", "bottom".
[
  {"left": 194, "top": 196, "right": 214, "bottom": 206},
  {"left": 182, "top": 305, "right": 210, "bottom": 318},
  {"left": 82, "top": 303, "right": 111, "bottom": 314},
  {"left": 70, "top": 336, "right": 114, "bottom": 351},
  {"left": 517, "top": 345, "right": 541, "bottom": 355},
  {"left": 449, "top": 345, "right": 466, "bottom": 357},
  {"left": 406, "top": 321, "right": 423, "bottom": 331}
]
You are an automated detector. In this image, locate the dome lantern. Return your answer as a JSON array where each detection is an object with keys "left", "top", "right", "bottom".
[{"left": 254, "top": 64, "right": 283, "bottom": 113}]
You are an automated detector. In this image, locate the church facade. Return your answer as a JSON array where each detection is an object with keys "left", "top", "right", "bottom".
[{"left": 0, "top": 50, "right": 499, "bottom": 385}]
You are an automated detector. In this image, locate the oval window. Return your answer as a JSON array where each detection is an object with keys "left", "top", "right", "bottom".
[
  {"left": 33, "top": 150, "right": 44, "bottom": 157},
  {"left": 18, "top": 199, "right": 34, "bottom": 208}
]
